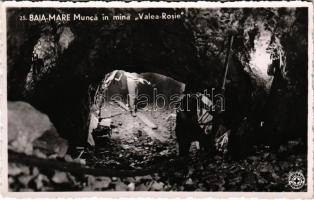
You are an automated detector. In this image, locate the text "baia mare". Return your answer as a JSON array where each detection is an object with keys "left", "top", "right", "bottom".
[{"left": 28, "top": 13, "right": 99, "bottom": 22}]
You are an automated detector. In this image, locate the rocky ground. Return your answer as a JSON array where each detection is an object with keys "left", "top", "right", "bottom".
[
  {"left": 8, "top": 103, "right": 307, "bottom": 192},
  {"left": 86, "top": 104, "right": 178, "bottom": 170}
]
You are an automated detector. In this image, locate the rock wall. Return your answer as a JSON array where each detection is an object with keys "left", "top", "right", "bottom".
[
  {"left": 8, "top": 101, "right": 68, "bottom": 157},
  {"left": 7, "top": 8, "right": 308, "bottom": 146}
]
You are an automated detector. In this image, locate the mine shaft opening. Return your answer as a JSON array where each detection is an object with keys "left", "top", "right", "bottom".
[
  {"left": 87, "top": 70, "right": 191, "bottom": 169},
  {"left": 87, "top": 69, "right": 229, "bottom": 169}
]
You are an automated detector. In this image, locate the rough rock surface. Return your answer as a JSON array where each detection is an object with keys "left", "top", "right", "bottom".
[
  {"left": 7, "top": 8, "right": 307, "bottom": 146},
  {"left": 8, "top": 101, "right": 68, "bottom": 157}
]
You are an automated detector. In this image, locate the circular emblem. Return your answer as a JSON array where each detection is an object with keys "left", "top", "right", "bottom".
[{"left": 288, "top": 171, "right": 305, "bottom": 190}]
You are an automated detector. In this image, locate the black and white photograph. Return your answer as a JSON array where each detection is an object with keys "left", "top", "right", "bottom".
[{"left": 1, "top": 1, "right": 313, "bottom": 196}]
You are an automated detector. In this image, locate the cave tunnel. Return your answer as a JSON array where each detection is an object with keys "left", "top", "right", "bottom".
[
  {"left": 5, "top": 5, "right": 310, "bottom": 192},
  {"left": 8, "top": 8, "right": 217, "bottom": 147},
  {"left": 7, "top": 7, "right": 308, "bottom": 153}
]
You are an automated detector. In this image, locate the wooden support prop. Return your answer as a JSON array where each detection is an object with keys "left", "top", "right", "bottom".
[
  {"left": 112, "top": 100, "right": 157, "bottom": 129},
  {"left": 137, "top": 113, "right": 158, "bottom": 129},
  {"left": 222, "top": 35, "right": 234, "bottom": 91},
  {"left": 113, "top": 100, "right": 129, "bottom": 111},
  {"left": 100, "top": 112, "right": 122, "bottom": 119},
  {"left": 8, "top": 150, "right": 171, "bottom": 177}
]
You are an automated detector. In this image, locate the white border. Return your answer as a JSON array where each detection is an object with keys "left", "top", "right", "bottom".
[{"left": 0, "top": 1, "right": 313, "bottom": 198}]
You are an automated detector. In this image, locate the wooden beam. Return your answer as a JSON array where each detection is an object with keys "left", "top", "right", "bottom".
[
  {"left": 113, "top": 100, "right": 129, "bottom": 111},
  {"left": 137, "top": 113, "right": 158, "bottom": 129},
  {"left": 112, "top": 101, "right": 158, "bottom": 129},
  {"left": 8, "top": 150, "right": 172, "bottom": 177}
]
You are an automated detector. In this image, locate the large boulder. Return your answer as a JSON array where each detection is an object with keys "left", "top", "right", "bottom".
[{"left": 8, "top": 101, "right": 68, "bottom": 157}]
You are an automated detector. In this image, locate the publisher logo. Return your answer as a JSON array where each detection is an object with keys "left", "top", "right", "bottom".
[{"left": 288, "top": 171, "right": 305, "bottom": 190}]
